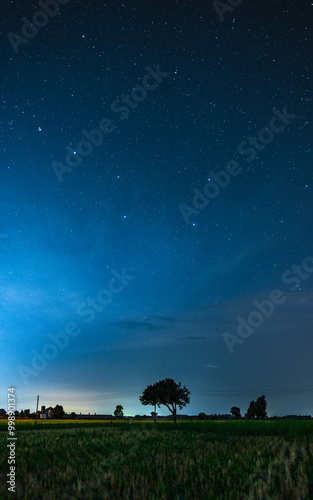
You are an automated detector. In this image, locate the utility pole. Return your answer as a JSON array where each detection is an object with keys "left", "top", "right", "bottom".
[{"left": 35, "top": 395, "right": 39, "bottom": 425}]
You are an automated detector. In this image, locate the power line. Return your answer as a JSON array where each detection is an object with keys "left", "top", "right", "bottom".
[
  {"left": 39, "top": 391, "right": 142, "bottom": 401},
  {"left": 191, "top": 384, "right": 313, "bottom": 396},
  {"left": 0, "top": 390, "right": 142, "bottom": 406}
]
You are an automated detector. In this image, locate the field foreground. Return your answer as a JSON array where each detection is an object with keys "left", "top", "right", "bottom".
[{"left": 1, "top": 420, "right": 313, "bottom": 499}]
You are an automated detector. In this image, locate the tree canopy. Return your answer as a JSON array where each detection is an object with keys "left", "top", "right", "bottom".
[
  {"left": 52, "top": 405, "right": 65, "bottom": 419},
  {"left": 245, "top": 395, "right": 267, "bottom": 419},
  {"left": 114, "top": 405, "right": 124, "bottom": 418},
  {"left": 198, "top": 412, "right": 208, "bottom": 420},
  {"left": 230, "top": 407, "right": 241, "bottom": 419},
  {"left": 140, "top": 378, "right": 190, "bottom": 423}
]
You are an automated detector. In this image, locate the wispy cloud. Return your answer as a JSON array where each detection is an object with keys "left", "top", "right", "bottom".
[
  {"left": 170, "top": 335, "right": 207, "bottom": 341},
  {"left": 148, "top": 315, "right": 176, "bottom": 322},
  {"left": 109, "top": 320, "right": 159, "bottom": 331}
]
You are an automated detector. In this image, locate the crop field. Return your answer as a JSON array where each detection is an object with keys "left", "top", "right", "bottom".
[{"left": 1, "top": 420, "right": 313, "bottom": 499}]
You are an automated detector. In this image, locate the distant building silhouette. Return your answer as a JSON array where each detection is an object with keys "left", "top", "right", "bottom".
[{"left": 39, "top": 406, "right": 53, "bottom": 419}]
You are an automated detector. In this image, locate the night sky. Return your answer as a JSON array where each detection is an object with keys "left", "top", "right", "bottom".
[{"left": 0, "top": 0, "right": 312, "bottom": 417}]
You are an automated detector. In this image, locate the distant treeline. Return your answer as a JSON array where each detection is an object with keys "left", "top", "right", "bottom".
[{"left": 2, "top": 414, "right": 311, "bottom": 420}]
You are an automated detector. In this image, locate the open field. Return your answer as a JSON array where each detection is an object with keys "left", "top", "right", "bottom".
[{"left": 1, "top": 420, "right": 313, "bottom": 499}]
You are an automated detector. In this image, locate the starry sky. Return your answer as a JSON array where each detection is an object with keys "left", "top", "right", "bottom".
[{"left": 0, "top": 0, "right": 312, "bottom": 417}]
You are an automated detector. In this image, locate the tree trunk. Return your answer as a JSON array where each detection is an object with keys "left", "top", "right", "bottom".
[{"left": 173, "top": 408, "right": 177, "bottom": 424}]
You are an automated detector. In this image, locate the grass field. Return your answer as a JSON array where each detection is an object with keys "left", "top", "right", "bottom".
[{"left": 1, "top": 419, "right": 313, "bottom": 499}]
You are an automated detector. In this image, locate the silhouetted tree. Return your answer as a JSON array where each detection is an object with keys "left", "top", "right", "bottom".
[
  {"left": 70, "top": 412, "right": 77, "bottom": 419},
  {"left": 52, "top": 405, "right": 64, "bottom": 419},
  {"left": 114, "top": 405, "right": 124, "bottom": 418},
  {"left": 245, "top": 396, "right": 267, "bottom": 419},
  {"left": 151, "top": 411, "right": 158, "bottom": 423},
  {"left": 209, "top": 413, "right": 218, "bottom": 420},
  {"left": 245, "top": 400, "right": 256, "bottom": 419},
  {"left": 140, "top": 378, "right": 190, "bottom": 424},
  {"left": 198, "top": 412, "right": 208, "bottom": 420},
  {"left": 230, "top": 407, "right": 241, "bottom": 419},
  {"left": 24, "top": 409, "right": 30, "bottom": 419},
  {"left": 254, "top": 395, "right": 267, "bottom": 419}
]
